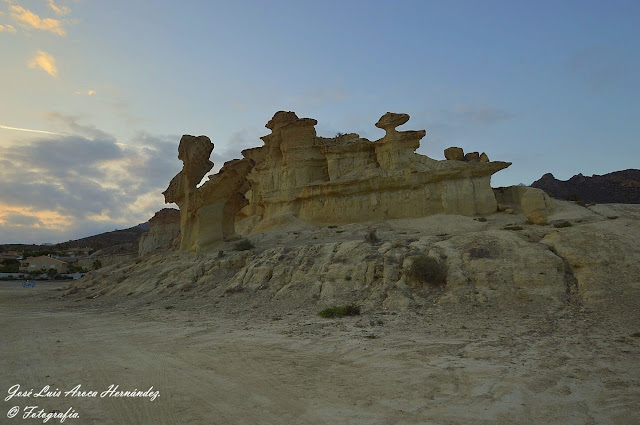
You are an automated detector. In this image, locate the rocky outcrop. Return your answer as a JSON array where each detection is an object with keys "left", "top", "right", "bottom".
[
  {"left": 165, "top": 111, "right": 511, "bottom": 251},
  {"left": 494, "top": 186, "right": 553, "bottom": 224},
  {"left": 239, "top": 111, "right": 510, "bottom": 231},
  {"left": 163, "top": 135, "right": 253, "bottom": 252},
  {"left": 444, "top": 146, "right": 489, "bottom": 163},
  {"left": 138, "top": 208, "right": 181, "bottom": 256},
  {"left": 444, "top": 147, "right": 465, "bottom": 161},
  {"left": 531, "top": 169, "right": 640, "bottom": 204}
]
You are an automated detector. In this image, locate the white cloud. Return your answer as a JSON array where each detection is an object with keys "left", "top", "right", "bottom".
[
  {"left": 47, "top": 0, "right": 71, "bottom": 16},
  {"left": 9, "top": 5, "right": 66, "bottom": 36},
  {"left": 28, "top": 50, "right": 58, "bottom": 77},
  {"left": 0, "top": 24, "right": 16, "bottom": 33}
]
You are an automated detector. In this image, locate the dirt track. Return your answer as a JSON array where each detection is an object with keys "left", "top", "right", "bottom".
[{"left": 1, "top": 280, "right": 639, "bottom": 424}]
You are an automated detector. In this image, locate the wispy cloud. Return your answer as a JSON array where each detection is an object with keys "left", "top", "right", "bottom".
[
  {"left": 0, "top": 24, "right": 16, "bottom": 32},
  {"left": 9, "top": 5, "right": 66, "bottom": 36},
  {"left": 0, "top": 124, "right": 67, "bottom": 136},
  {"left": 47, "top": 0, "right": 70, "bottom": 17},
  {"left": 28, "top": 50, "right": 58, "bottom": 77}
]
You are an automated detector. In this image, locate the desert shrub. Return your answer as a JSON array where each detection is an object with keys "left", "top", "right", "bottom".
[
  {"left": 553, "top": 221, "right": 572, "bottom": 228},
  {"left": 224, "top": 285, "right": 244, "bottom": 294},
  {"left": 406, "top": 255, "right": 447, "bottom": 287},
  {"left": 318, "top": 304, "right": 361, "bottom": 318},
  {"left": 468, "top": 247, "right": 492, "bottom": 259},
  {"left": 364, "top": 228, "right": 380, "bottom": 244},
  {"left": 234, "top": 239, "right": 254, "bottom": 251},
  {"left": 607, "top": 215, "right": 619, "bottom": 220},
  {"left": 180, "top": 283, "right": 195, "bottom": 292},
  {"left": 92, "top": 259, "right": 102, "bottom": 269}
]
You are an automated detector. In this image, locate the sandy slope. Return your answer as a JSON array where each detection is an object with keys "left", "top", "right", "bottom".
[{"left": 2, "top": 201, "right": 639, "bottom": 424}]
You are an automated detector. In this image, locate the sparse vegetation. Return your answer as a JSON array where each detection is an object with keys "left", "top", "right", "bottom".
[
  {"left": 503, "top": 225, "right": 523, "bottom": 231},
  {"left": 468, "top": 247, "right": 493, "bottom": 259},
  {"left": 553, "top": 221, "right": 572, "bottom": 228},
  {"left": 318, "top": 304, "right": 361, "bottom": 318},
  {"left": 234, "top": 239, "right": 255, "bottom": 251},
  {"left": 607, "top": 215, "right": 619, "bottom": 220},
  {"left": 92, "top": 259, "right": 102, "bottom": 269},
  {"left": 345, "top": 275, "right": 352, "bottom": 281},
  {"left": 406, "top": 254, "right": 447, "bottom": 287},
  {"left": 181, "top": 283, "right": 195, "bottom": 292},
  {"left": 224, "top": 285, "right": 245, "bottom": 294},
  {"left": 476, "top": 217, "right": 487, "bottom": 222},
  {"left": 364, "top": 228, "right": 380, "bottom": 244}
]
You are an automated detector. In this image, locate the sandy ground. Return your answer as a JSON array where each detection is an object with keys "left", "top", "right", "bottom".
[{"left": 1, "top": 279, "right": 639, "bottom": 425}]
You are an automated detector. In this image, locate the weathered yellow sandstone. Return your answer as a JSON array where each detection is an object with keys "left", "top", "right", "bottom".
[{"left": 166, "top": 112, "right": 512, "bottom": 250}]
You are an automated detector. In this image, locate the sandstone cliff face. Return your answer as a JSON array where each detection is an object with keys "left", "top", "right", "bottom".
[
  {"left": 163, "top": 111, "right": 511, "bottom": 251},
  {"left": 241, "top": 111, "right": 510, "bottom": 231},
  {"left": 138, "top": 208, "right": 181, "bottom": 256}
]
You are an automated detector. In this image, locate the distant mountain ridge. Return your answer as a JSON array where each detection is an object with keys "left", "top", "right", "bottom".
[
  {"left": 531, "top": 169, "right": 640, "bottom": 204},
  {"left": 1, "top": 222, "right": 150, "bottom": 253}
]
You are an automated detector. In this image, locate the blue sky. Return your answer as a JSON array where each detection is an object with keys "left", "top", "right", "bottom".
[{"left": 1, "top": 0, "right": 639, "bottom": 244}]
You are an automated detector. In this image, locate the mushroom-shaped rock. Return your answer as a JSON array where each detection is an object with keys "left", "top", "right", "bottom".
[
  {"left": 444, "top": 147, "right": 465, "bottom": 161},
  {"left": 375, "top": 112, "right": 410, "bottom": 134}
]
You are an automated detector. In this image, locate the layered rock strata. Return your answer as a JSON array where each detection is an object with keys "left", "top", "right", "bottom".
[
  {"left": 241, "top": 112, "right": 510, "bottom": 228},
  {"left": 165, "top": 112, "right": 511, "bottom": 251},
  {"left": 138, "top": 208, "right": 181, "bottom": 256}
]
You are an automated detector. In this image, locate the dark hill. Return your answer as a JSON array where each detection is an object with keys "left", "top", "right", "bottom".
[
  {"left": 1, "top": 222, "right": 150, "bottom": 254},
  {"left": 531, "top": 169, "right": 640, "bottom": 203}
]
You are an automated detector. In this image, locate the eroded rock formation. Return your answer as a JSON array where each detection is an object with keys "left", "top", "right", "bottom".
[
  {"left": 163, "top": 135, "right": 253, "bottom": 251},
  {"left": 138, "top": 208, "right": 181, "bottom": 256},
  {"left": 240, "top": 111, "right": 510, "bottom": 230},
  {"left": 166, "top": 112, "right": 512, "bottom": 251}
]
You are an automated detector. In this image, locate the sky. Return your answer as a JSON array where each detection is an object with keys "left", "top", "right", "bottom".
[{"left": 1, "top": 0, "right": 639, "bottom": 244}]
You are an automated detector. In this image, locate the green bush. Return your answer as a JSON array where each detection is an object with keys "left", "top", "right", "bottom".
[
  {"left": 234, "top": 239, "right": 254, "bottom": 251},
  {"left": 406, "top": 255, "right": 447, "bottom": 287},
  {"left": 318, "top": 304, "right": 361, "bottom": 318}
]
